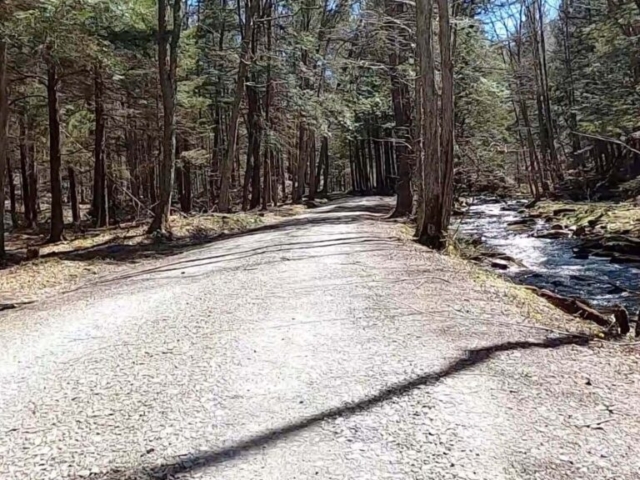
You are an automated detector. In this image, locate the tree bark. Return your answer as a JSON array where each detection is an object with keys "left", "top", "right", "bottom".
[
  {"left": 7, "top": 157, "right": 17, "bottom": 228},
  {"left": 279, "top": 151, "right": 286, "bottom": 203},
  {"left": 320, "top": 136, "right": 329, "bottom": 195},
  {"left": 0, "top": 41, "right": 6, "bottom": 257},
  {"left": 68, "top": 166, "right": 80, "bottom": 224},
  {"left": 416, "top": 0, "right": 442, "bottom": 247},
  {"left": 27, "top": 128, "right": 38, "bottom": 226},
  {"left": 219, "top": 0, "right": 257, "bottom": 212},
  {"left": 45, "top": 52, "right": 64, "bottom": 243},
  {"left": 294, "top": 124, "right": 307, "bottom": 202},
  {"left": 308, "top": 131, "right": 317, "bottom": 201},
  {"left": 366, "top": 130, "right": 376, "bottom": 192},
  {"left": 386, "top": 0, "right": 413, "bottom": 216},
  {"left": 349, "top": 140, "right": 357, "bottom": 192},
  {"left": 18, "top": 116, "right": 33, "bottom": 226},
  {"left": 359, "top": 138, "right": 370, "bottom": 192},
  {"left": 372, "top": 125, "right": 384, "bottom": 194},
  {"left": 242, "top": 126, "right": 254, "bottom": 211},
  {"left": 249, "top": 98, "right": 261, "bottom": 209},
  {"left": 262, "top": 147, "right": 271, "bottom": 210},
  {"left": 92, "top": 64, "right": 107, "bottom": 227},
  {"left": 183, "top": 159, "right": 192, "bottom": 213},
  {"left": 437, "top": 0, "right": 455, "bottom": 231},
  {"left": 149, "top": 0, "right": 183, "bottom": 233}
]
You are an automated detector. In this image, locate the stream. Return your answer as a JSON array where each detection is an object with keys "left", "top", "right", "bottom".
[{"left": 457, "top": 199, "right": 640, "bottom": 313}]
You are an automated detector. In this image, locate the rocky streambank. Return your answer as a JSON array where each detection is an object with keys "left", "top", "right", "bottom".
[{"left": 455, "top": 198, "right": 640, "bottom": 337}]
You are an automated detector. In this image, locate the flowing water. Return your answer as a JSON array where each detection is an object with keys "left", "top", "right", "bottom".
[{"left": 457, "top": 199, "right": 640, "bottom": 312}]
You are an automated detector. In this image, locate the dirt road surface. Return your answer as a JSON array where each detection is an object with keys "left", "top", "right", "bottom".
[{"left": 1, "top": 197, "right": 639, "bottom": 479}]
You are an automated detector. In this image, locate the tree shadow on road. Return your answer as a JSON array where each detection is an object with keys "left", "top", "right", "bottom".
[
  {"left": 92, "top": 235, "right": 398, "bottom": 285},
  {"left": 47, "top": 200, "right": 394, "bottom": 267},
  {"left": 96, "top": 334, "right": 590, "bottom": 480}
]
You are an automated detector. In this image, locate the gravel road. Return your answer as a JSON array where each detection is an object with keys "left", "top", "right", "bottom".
[{"left": 1, "top": 196, "right": 639, "bottom": 480}]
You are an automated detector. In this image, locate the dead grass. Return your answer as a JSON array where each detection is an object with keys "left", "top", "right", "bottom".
[
  {"left": 390, "top": 216, "right": 601, "bottom": 337},
  {"left": 459, "top": 258, "right": 606, "bottom": 338}
]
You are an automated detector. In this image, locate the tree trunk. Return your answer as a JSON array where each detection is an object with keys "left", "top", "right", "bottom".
[
  {"left": 124, "top": 111, "right": 140, "bottom": 202},
  {"left": 176, "top": 139, "right": 192, "bottom": 213},
  {"left": 249, "top": 117, "right": 261, "bottom": 209},
  {"left": 45, "top": 54, "right": 64, "bottom": 243},
  {"left": 264, "top": 0, "right": 275, "bottom": 209},
  {"left": 384, "top": 138, "right": 393, "bottom": 188},
  {"left": 315, "top": 142, "right": 323, "bottom": 195},
  {"left": 183, "top": 159, "right": 192, "bottom": 213},
  {"left": 386, "top": 0, "right": 413, "bottom": 216},
  {"left": 27, "top": 130, "right": 38, "bottom": 226},
  {"left": 210, "top": 104, "right": 222, "bottom": 208},
  {"left": 306, "top": 131, "right": 317, "bottom": 201},
  {"left": 219, "top": 0, "right": 257, "bottom": 212},
  {"left": 92, "top": 64, "right": 107, "bottom": 227},
  {"left": 366, "top": 131, "right": 376, "bottom": 191},
  {"left": 359, "top": 138, "right": 370, "bottom": 192},
  {"left": 536, "top": 0, "right": 560, "bottom": 178},
  {"left": 294, "top": 124, "right": 307, "bottom": 202},
  {"left": 177, "top": 162, "right": 185, "bottom": 210},
  {"left": 0, "top": 41, "right": 7, "bottom": 257},
  {"left": 279, "top": 152, "right": 286, "bottom": 202},
  {"left": 416, "top": 0, "right": 442, "bottom": 247},
  {"left": 372, "top": 126, "right": 384, "bottom": 194},
  {"left": 246, "top": 18, "right": 262, "bottom": 211},
  {"left": 18, "top": 116, "right": 33, "bottom": 226},
  {"left": 242, "top": 127, "right": 254, "bottom": 211},
  {"left": 68, "top": 166, "right": 80, "bottom": 224},
  {"left": 349, "top": 140, "right": 357, "bottom": 192},
  {"left": 149, "top": 162, "right": 157, "bottom": 206},
  {"left": 437, "top": 0, "right": 455, "bottom": 231},
  {"left": 7, "top": 157, "right": 17, "bottom": 228},
  {"left": 262, "top": 147, "right": 271, "bottom": 210},
  {"left": 320, "top": 136, "right": 329, "bottom": 195},
  {"left": 149, "top": 0, "right": 183, "bottom": 234}
]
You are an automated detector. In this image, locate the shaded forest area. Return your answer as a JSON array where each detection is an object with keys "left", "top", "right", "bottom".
[{"left": 0, "top": 0, "right": 639, "bottom": 261}]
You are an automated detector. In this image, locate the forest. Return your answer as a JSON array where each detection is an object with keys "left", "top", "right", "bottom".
[{"left": 0, "top": 0, "right": 639, "bottom": 259}]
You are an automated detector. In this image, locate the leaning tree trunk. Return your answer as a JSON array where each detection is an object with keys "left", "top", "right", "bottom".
[
  {"left": 148, "top": 0, "right": 182, "bottom": 234},
  {"left": 45, "top": 53, "right": 64, "bottom": 243}
]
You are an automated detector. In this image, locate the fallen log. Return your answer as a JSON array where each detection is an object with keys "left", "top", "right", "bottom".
[{"left": 525, "top": 287, "right": 611, "bottom": 328}]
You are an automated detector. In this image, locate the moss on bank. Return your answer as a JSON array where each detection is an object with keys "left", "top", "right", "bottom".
[{"left": 530, "top": 200, "right": 640, "bottom": 237}]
